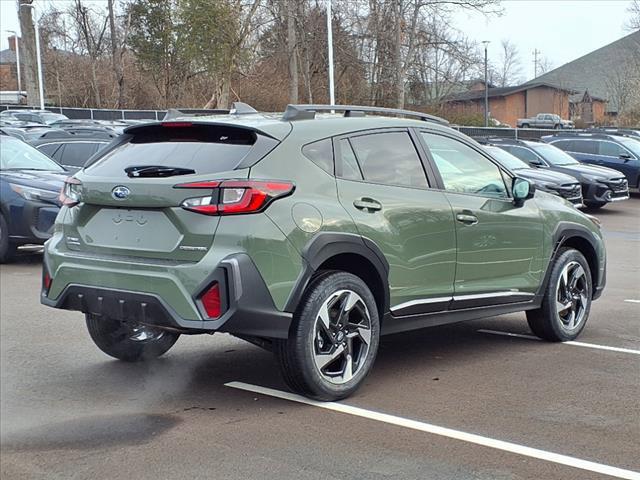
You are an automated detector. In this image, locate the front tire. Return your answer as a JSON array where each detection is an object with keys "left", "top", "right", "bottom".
[
  {"left": 86, "top": 314, "right": 179, "bottom": 361},
  {"left": 584, "top": 201, "right": 606, "bottom": 210},
  {"left": 0, "top": 214, "right": 18, "bottom": 264},
  {"left": 276, "top": 271, "right": 380, "bottom": 401},
  {"left": 527, "top": 248, "right": 592, "bottom": 341}
]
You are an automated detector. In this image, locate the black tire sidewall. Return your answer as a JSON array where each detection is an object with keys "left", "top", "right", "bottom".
[
  {"left": 291, "top": 272, "right": 380, "bottom": 400},
  {"left": 86, "top": 314, "right": 179, "bottom": 362},
  {"left": 0, "top": 214, "right": 15, "bottom": 263}
]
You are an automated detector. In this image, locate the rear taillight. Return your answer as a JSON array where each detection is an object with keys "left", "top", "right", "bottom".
[
  {"left": 175, "top": 180, "right": 294, "bottom": 216},
  {"left": 42, "top": 270, "right": 52, "bottom": 294},
  {"left": 59, "top": 176, "right": 82, "bottom": 207},
  {"left": 200, "top": 282, "right": 221, "bottom": 318}
]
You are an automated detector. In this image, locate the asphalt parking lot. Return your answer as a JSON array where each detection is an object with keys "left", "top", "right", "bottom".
[{"left": 1, "top": 198, "right": 638, "bottom": 480}]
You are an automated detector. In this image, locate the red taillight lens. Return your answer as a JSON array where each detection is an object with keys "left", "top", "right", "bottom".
[
  {"left": 59, "top": 176, "right": 82, "bottom": 207},
  {"left": 200, "top": 282, "right": 221, "bottom": 318},
  {"left": 43, "top": 270, "right": 52, "bottom": 293},
  {"left": 162, "top": 122, "right": 193, "bottom": 128},
  {"left": 175, "top": 180, "right": 294, "bottom": 216}
]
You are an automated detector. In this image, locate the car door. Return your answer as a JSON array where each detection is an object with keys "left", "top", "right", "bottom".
[
  {"left": 418, "top": 131, "right": 544, "bottom": 307},
  {"left": 335, "top": 129, "right": 457, "bottom": 315}
]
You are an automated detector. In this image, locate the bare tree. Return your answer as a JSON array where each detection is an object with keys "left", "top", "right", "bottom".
[
  {"left": 108, "top": 0, "right": 131, "bottom": 108},
  {"left": 495, "top": 39, "right": 522, "bottom": 87},
  {"left": 625, "top": 0, "right": 640, "bottom": 31}
]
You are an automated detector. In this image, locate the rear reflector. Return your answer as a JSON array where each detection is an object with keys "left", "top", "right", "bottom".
[
  {"left": 176, "top": 180, "right": 294, "bottom": 216},
  {"left": 200, "top": 282, "right": 221, "bottom": 318},
  {"left": 42, "top": 270, "right": 52, "bottom": 293}
]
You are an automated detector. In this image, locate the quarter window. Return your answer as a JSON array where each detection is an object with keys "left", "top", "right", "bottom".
[
  {"left": 302, "top": 138, "right": 334, "bottom": 174},
  {"left": 348, "top": 132, "right": 428, "bottom": 188},
  {"left": 502, "top": 145, "right": 543, "bottom": 164},
  {"left": 421, "top": 133, "right": 508, "bottom": 198}
]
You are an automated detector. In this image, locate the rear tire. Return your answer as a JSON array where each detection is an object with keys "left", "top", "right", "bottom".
[
  {"left": 527, "top": 248, "right": 592, "bottom": 342},
  {"left": 86, "top": 314, "right": 179, "bottom": 362},
  {"left": 0, "top": 214, "right": 18, "bottom": 264},
  {"left": 275, "top": 271, "right": 380, "bottom": 401},
  {"left": 521, "top": 123, "right": 529, "bottom": 128},
  {"left": 584, "top": 201, "right": 605, "bottom": 210}
]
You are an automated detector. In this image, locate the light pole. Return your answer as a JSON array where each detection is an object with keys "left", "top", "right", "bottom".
[
  {"left": 326, "top": 0, "right": 335, "bottom": 106},
  {"left": 5, "top": 30, "right": 22, "bottom": 93},
  {"left": 19, "top": 3, "right": 45, "bottom": 110},
  {"left": 482, "top": 41, "right": 490, "bottom": 127}
]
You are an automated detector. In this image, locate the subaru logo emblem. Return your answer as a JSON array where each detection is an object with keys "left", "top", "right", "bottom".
[{"left": 111, "top": 186, "right": 130, "bottom": 200}]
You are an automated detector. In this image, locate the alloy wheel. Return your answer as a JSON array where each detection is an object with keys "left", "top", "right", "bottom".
[
  {"left": 555, "top": 261, "right": 588, "bottom": 331},
  {"left": 312, "top": 289, "right": 372, "bottom": 385}
]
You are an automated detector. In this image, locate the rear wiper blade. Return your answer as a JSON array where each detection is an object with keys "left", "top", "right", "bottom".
[{"left": 125, "top": 165, "right": 196, "bottom": 178}]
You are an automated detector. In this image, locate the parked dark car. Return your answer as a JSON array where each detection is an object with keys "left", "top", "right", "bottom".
[
  {"left": 30, "top": 129, "right": 115, "bottom": 172},
  {"left": 0, "top": 133, "right": 66, "bottom": 262},
  {"left": 481, "top": 144, "right": 583, "bottom": 206},
  {"left": 542, "top": 132, "right": 640, "bottom": 192},
  {"left": 488, "top": 138, "right": 629, "bottom": 209}
]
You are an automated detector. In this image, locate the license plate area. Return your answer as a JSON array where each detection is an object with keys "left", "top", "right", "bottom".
[{"left": 79, "top": 208, "right": 183, "bottom": 252}]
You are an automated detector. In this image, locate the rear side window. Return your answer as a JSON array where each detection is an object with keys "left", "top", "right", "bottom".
[
  {"left": 337, "top": 139, "right": 363, "bottom": 180},
  {"left": 349, "top": 132, "right": 427, "bottom": 188},
  {"left": 86, "top": 124, "right": 260, "bottom": 175},
  {"left": 59, "top": 143, "right": 101, "bottom": 167},
  {"left": 570, "top": 140, "right": 598, "bottom": 154},
  {"left": 550, "top": 139, "right": 573, "bottom": 151},
  {"left": 302, "top": 138, "right": 333, "bottom": 174},
  {"left": 37, "top": 143, "right": 62, "bottom": 158}
]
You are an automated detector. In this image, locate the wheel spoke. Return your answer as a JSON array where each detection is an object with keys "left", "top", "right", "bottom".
[
  {"left": 314, "top": 344, "right": 345, "bottom": 371},
  {"left": 556, "top": 299, "right": 571, "bottom": 314},
  {"left": 570, "top": 265, "right": 585, "bottom": 288},
  {"left": 566, "top": 310, "right": 576, "bottom": 329},
  {"left": 340, "top": 354, "right": 354, "bottom": 382}
]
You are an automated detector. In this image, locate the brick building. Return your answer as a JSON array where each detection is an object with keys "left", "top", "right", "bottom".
[{"left": 0, "top": 35, "right": 21, "bottom": 91}]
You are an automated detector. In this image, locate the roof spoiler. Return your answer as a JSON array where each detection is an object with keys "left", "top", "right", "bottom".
[
  {"left": 281, "top": 104, "right": 449, "bottom": 125},
  {"left": 163, "top": 102, "right": 259, "bottom": 120}
]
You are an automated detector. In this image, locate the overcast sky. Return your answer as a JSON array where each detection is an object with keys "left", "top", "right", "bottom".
[{"left": 0, "top": 0, "right": 634, "bottom": 82}]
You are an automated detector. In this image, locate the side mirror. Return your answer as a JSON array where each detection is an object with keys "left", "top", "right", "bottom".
[
  {"left": 513, "top": 177, "right": 535, "bottom": 205},
  {"left": 529, "top": 158, "right": 545, "bottom": 167}
]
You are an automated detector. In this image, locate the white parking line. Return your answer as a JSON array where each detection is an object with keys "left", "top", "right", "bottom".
[
  {"left": 477, "top": 329, "right": 640, "bottom": 355},
  {"left": 624, "top": 299, "right": 640, "bottom": 304},
  {"left": 226, "top": 381, "right": 640, "bottom": 480}
]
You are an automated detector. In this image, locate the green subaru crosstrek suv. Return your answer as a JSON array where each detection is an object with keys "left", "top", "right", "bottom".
[{"left": 42, "top": 104, "right": 606, "bottom": 400}]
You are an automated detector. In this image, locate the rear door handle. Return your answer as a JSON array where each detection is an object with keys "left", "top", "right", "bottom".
[
  {"left": 456, "top": 213, "right": 478, "bottom": 225},
  {"left": 353, "top": 198, "right": 382, "bottom": 211}
]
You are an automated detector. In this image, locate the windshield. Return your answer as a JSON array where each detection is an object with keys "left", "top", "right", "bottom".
[
  {"left": 618, "top": 137, "right": 640, "bottom": 156},
  {"left": 531, "top": 144, "right": 579, "bottom": 166},
  {"left": 484, "top": 146, "right": 530, "bottom": 170},
  {"left": 0, "top": 136, "right": 65, "bottom": 171}
]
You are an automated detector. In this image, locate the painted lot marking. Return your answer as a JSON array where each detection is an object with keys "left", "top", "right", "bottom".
[
  {"left": 226, "top": 381, "right": 640, "bottom": 480},
  {"left": 624, "top": 299, "right": 640, "bottom": 304},
  {"left": 478, "top": 329, "right": 640, "bottom": 356}
]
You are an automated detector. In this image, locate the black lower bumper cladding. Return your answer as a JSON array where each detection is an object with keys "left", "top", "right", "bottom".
[{"left": 41, "top": 253, "right": 293, "bottom": 339}]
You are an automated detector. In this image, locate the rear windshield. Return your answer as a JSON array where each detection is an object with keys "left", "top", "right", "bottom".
[{"left": 85, "top": 124, "right": 256, "bottom": 175}]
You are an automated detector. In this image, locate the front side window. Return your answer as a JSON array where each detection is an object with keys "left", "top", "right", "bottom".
[
  {"left": 422, "top": 133, "right": 508, "bottom": 198},
  {"left": 598, "top": 141, "right": 626, "bottom": 157},
  {"left": 566, "top": 140, "right": 597, "bottom": 155},
  {"left": 348, "top": 132, "right": 427, "bottom": 188}
]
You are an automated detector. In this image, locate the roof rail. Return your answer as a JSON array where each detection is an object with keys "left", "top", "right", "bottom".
[
  {"left": 282, "top": 104, "right": 449, "bottom": 125},
  {"left": 163, "top": 102, "right": 259, "bottom": 120},
  {"left": 38, "top": 128, "right": 116, "bottom": 140}
]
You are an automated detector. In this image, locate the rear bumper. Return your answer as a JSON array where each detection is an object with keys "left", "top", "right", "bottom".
[{"left": 41, "top": 252, "right": 292, "bottom": 339}]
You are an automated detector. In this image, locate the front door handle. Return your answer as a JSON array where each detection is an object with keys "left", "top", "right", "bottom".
[
  {"left": 456, "top": 213, "right": 478, "bottom": 225},
  {"left": 353, "top": 198, "right": 382, "bottom": 211}
]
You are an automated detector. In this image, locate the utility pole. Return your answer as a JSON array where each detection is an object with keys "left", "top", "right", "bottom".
[
  {"left": 533, "top": 48, "right": 541, "bottom": 78},
  {"left": 482, "top": 41, "right": 489, "bottom": 127},
  {"left": 326, "top": 0, "right": 335, "bottom": 106},
  {"left": 5, "top": 31, "right": 22, "bottom": 93}
]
